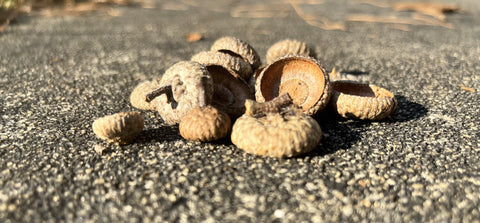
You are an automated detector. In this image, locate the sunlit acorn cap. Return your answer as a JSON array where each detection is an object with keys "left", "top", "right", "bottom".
[
  {"left": 231, "top": 105, "right": 322, "bottom": 158},
  {"left": 129, "top": 79, "right": 162, "bottom": 111},
  {"left": 92, "top": 112, "right": 144, "bottom": 145},
  {"left": 205, "top": 64, "right": 253, "bottom": 119},
  {"left": 179, "top": 105, "right": 232, "bottom": 142},
  {"left": 329, "top": 80, "right": 397, "bottom": 120},
  {"left": 191, "top": 51, "right": 253, "bottom": 81},
  {"left": 255, "top": 55, "right": 331, "bottom": 115},
  {"left": 210, "top": 36, "right": 262, "bottom": 70},
  {"left": 266, "top": 39, "right": 316, "bottom": 64},
  {"left": 156, "top": 61, "right": 214, "bottom": 125}
]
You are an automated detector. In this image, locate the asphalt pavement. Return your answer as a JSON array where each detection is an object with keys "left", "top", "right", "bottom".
[{"left": 1, "top": 0, "right": 480, "bottom": 222}]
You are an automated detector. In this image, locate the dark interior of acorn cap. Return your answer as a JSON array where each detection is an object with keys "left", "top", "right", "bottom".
[
  {"left": 260, "top": 57, "right": 325, "bottom": 110},
  {"left": 331, "top": 82, "right": 376, "bottom": 97},
  {"left": 206, "top": 65, "right": 250, "bottom": 108}
]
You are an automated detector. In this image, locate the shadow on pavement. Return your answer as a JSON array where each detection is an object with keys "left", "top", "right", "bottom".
[
  {"left": 341, "top": 70, "right": 370, "bottom": 76},
  {"left": 305, "top": 94, "right": 427, "bottom": 157},
  {"left": 209, "top": 136, "right": 234, "bottom": 147},
  {"left": 390, "top": 94, "right": 428, "bottom": 122},
  {"left": 136, "top": 126, "right": 182, "bottom": 144},
  {"left": 131, "top": 95, "right": 427, "bottom": 157},
  {"left": 305, "top": 119, "right": 364, "bottom": 158}
]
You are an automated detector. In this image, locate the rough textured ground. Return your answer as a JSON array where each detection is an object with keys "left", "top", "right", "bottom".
[{"left": 1, "top": 0, "right": 479, "bottom": 222}]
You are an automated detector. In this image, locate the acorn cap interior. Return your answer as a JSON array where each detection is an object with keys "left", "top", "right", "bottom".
[
  {"left": 259, "top": 57, "right": 326, "bottom": 111},
  {"left": 332, "top": 81, "right": 394, "bottom": 98},
  {"left": 206, "top": 65, "right": 250, "bottom": 109}
]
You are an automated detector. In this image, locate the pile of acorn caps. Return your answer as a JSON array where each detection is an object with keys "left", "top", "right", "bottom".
[{"left": 92, "top": 37, "right": 397, "bottom": 158}]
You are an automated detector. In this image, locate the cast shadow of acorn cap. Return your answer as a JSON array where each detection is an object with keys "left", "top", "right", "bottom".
[
  {"left": 305, "top": 94, "right": 428, "bottom": 157},
  {"left": 389, "top": 95, "right": 428, "bottom": 122}
]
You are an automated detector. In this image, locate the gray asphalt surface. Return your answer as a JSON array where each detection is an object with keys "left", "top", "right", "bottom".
[{"left": 1, "top": 0, "right": 480, "bottom": 222}]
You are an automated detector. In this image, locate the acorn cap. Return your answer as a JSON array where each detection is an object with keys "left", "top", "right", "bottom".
[
  {"left": 210, "top": 36, "right": 262, "bottom": 70},
  {"left": 266, "top": 39, "right": 316, "bottom": 64},
  {"left": 255, "top": 55, "right": 331, "bottom": 115},
  {"left": 156, "top": 61, "right": 214, "bottom": 125},
  {"left": 129, "top": 79, "right": 162, "bottom": 110},
  {"left": 248, "top": 65, "right": 265, "bottom": 93},
  {"left": 191, "top": 51, "right": 253, "bottom": 81},
  {"left": 179, "top": 105, "right": 232, "bottom": 142},
  {"left": 206, "top": 65, "right": 253, "bottom": 119},
  {"left": 92, "top": 112, "right": 144, "bottom": 145},
  {"left": 329, "top": 81, "right": 397, "bottom": 120},
  {"left": 231, "top": 105, "right": 322, "bottom": 158}
]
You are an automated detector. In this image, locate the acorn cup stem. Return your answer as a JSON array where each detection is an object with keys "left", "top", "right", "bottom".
[
  {"left": 145, "top": 85, "right": 174, "bottom": 103},
  {"left": 245, "top": 93, "right": 293, "bottom": 116}
]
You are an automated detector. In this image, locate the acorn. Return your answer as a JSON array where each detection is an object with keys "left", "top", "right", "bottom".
[
  {"left": 266, "top": 39, "right": 316, "bottom": 64},
  {"left": 146, "top": 61, "right": 214, "bottom": 125},
  {"left": 231, "top": 93, "right": 322, "bottom": 158},
  {"left": 211, "top": 36, "right": 262, "bottom": 72},
  {"left": 205, "top": 64, "right": 253, "bottom": 119},
  {"left": 329, "top": 80, "right": 397, "bottom": 120},
  {"left": 92, "top": 112, "right": 144, "bottom": 145},
  {"left": 129, "top": 78, "right": 162, "bottom": 111},
  {"left": 191, "top": 51, "right": 253, "bottom": 81},
  {"left": 179, "top": 105, "right": 231, "bottom": 142},
  {"left": 255, "top": 55, "right": 331, "bottom": 115}
]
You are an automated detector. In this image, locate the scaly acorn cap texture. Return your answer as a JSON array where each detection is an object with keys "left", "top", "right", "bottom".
[
  {"left": 266, "top": 39, "right": 316, "bottom": 64},
  {"left": 255, "top": 55, "right": 331, "bottom": 115},
  {"left": 156, "top": 61, "right": 214, "bottom": 125},
  {"left": 210, "top": 36, "right": 262, "bottom": 71},
  {"left": 329, "top": 80, "right": 397, "bottom": 120},
  {"left": 231, "top": 102, "right": 322, "bottom": 158},
  {"left": 205, "top": 65, "right": 253, "bottom": 119},
  {"left": 179, "top": 105, "right": 232, "bottom": 142},
  {"left": 92, "top": 112, "right": 144, "bottom": 145},
  {"left": 129, "top": 78, "right": 162, "bottom": 110},
  {"left": 191, "top": 51, "right": 253, "bottom": 81}
]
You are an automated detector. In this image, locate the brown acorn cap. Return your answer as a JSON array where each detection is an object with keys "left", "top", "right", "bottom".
[
  {"left": 266, "top": 39, "right": 316, "bottom": 64},
  {"left": 205, "top": 65, "right": 253, "bottom": 119},
  {"left": 329, "top": 81, "right": 397, "bottom": 120},
  {"left": 231, "top": 98, "right": 322, "bottom": 158},
  {"left": 248, "top": 65, "right": 265, "bottom": 93},
  {"left": 129, "top": 79, "right": 162, "bottom": 110},
  {"left": 92, "top": 112, "right": 144, "bottom": 145},
  {"left": 210, "top": 36, "right": 262, "bottom": 70},
  {"left": 191, "top": 51, "right": 253, "bottom": 81},
  {"left": 179, "top": 105, "right": 232, "bottom": 142},
  {"left": 152, "top": 61, "right": 214, "bottom": 125},
  {"left": 255, "top": 55, "right": 331, "bottom": 115}
]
